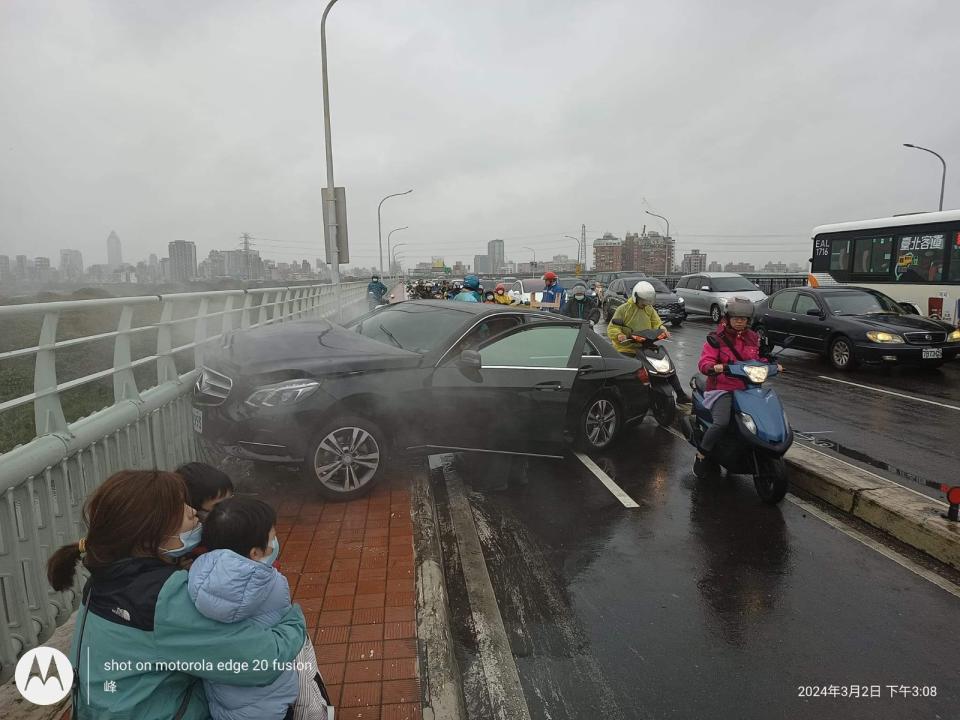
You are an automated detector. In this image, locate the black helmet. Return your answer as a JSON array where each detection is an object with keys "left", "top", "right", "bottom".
[{"left": 725, "top": 297, "right": 755, "bottom": 319}]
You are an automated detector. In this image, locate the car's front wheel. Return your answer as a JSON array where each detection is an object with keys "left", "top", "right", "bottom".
[
  {"left": 710, "top": 304, "right": 722, "bottom": 324},
  {"left": 671, "top": 319, "right": 683, "bottom": 328},
  {"left": 828, "top": 335, "right": 859, "bottom": 371},
  {"left": 578, "top": 396, "right": 621, "bottom": 451},
  {"left": 301, "top": 415, "right": 387, "bottom": 501}
]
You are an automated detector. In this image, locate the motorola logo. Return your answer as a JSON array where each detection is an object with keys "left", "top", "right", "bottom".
[{"left": 15, "top": 647, "right": 74, "bottom": 705}]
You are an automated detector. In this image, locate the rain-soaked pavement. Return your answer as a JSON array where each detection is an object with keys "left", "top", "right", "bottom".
[{"left": 435, "top": 432, "right": 960, "bottom": 719}]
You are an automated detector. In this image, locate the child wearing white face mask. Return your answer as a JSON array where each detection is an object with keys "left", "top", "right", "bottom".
[{"left": 188, "top": 498, "right": 330, "bottom": 720}]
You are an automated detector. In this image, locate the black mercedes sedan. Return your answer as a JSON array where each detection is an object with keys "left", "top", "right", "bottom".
[
  {"left": 192, "top": 301, "right": 651, "bottom": 499},
  {"left": 600, "top": 275, "right": 687, "bottom": 326},
  {"left": 755, "top": 286, "right": 960, "bottom": 370}
]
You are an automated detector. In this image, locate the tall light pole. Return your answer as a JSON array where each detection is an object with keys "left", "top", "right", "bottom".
[
  {"left": 904, "top": 143, "right": 947, "bottom": 211},
  {"left": 321, "top": 0, "right": 342, "bottom": 319},
  {"left": 391, "top": 242, "right": 408, "bottom": 271},
  {"left": 387, "top": 226, "right": 408, "bottom": 275},
  {"left": 563, "top": 235, "right": 582, "bottom": 269},
  {"left": 645, "top": 211, "right": 671, "bottom": 275},
  {"left": 522, "top": 246, "right": 536, "bottom": 274},
  {"left": 378, "top": 189, "right": 413, "bottom": 275}
]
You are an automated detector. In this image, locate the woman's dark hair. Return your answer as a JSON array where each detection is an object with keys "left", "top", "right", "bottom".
[
  {"left": 176, "top": 462, "right": 234, "bottom": 510},
  {"left": 47, "top": 470, "right": 187, "bottom": 591},
  {"left": 202, "top": 497, "right": 276, "bottom": 557}
]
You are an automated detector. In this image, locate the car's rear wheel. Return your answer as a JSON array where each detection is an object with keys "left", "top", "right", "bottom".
[
  {"left": 671, "top": 319, "right": 683, "bottom": 328},
  {"left": 829, "top": 335, "right": 858, "bottom": 371},
  {"left": 302, "top": 415, "right": 387, "bottom": 501},
  {"left": 579, "top": 396, "right": 621, "bottom": 451},
  {"left": 710, "top": 304, "right": 722, "bottom": 324}
]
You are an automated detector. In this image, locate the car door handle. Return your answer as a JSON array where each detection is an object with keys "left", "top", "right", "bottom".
[
  {"left": 578, "top": 364, "right": 595, "bottom": 375},
  {"left": 534, "top": 381, "right": 564, "bottom": 391}
]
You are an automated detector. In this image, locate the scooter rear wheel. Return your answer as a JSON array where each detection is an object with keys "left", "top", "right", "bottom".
[
  {"left": 754, "top": 456, "right": 788, "bottom": 504},
  {"left": 652, "top": 394, "right": 676, "bottom": 427}
]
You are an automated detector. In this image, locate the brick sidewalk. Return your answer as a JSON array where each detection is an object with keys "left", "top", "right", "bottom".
[{"left": 273, "top": 474, "right": 422, "bottom": 720}]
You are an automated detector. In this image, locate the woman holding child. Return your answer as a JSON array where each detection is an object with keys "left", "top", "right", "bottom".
[{"left": 47, "top": 468, "right": 307, "bottom": 720}]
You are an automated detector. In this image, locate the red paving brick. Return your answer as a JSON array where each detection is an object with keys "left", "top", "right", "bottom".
[{"left": 260, "top": 475, "right": 420, "bottom": 719}]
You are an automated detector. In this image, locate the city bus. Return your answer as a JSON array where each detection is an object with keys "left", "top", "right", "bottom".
[{"left": 809, "top": 209, "right": 960, "bottom": 325}]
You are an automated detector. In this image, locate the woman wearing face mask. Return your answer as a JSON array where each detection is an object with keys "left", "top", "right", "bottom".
[
  {"left": 560, "top": 282, "right": 599, "bottom": 321},
  {"left": 47, "top": 470, "right": 306, "bottom": 720}
]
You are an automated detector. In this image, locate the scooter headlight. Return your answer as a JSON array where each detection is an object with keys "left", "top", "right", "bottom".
[
  {"left": 743, "top": 365, "right": 769, "bottom": 384},
  {"left": 648, "top": 355, "right": 672, "bottom": 373},
  {"left": 740, "top": 412, "right": 758, "bottom": 434}
]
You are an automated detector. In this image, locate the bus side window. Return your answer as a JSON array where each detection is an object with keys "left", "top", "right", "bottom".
[
  {"left": 830, "top": 239, "right": 851, "bottom": 271},
  {"left": 950, "top": 232, "right": 960, "bottom": 283}
]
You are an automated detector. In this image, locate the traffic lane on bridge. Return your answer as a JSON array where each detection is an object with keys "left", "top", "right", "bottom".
[
  {"left": 451, "top": 425, "right": 960, "bottom": 720},
  {"left": 656, "top": 320, "right": 958, "bottom": 503}
]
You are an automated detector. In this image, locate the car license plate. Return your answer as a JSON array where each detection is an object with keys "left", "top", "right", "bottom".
[
  {"left": 192, "top": 408, "right": 203, "bottom": 434},
  {"left": 922, "top": 347, "right": 942, "bottom": 359}
]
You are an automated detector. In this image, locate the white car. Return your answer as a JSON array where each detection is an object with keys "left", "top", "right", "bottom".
[
  {"left": 675, "top": 272, "right": 767, "bottom": 323},
  {"left": 508, "top": 278, "right": 547, "bottom": 305}
]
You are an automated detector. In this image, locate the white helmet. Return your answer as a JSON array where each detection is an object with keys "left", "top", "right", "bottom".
[{"left": 632, "top": 280, "right": 656, "bottom": 305}]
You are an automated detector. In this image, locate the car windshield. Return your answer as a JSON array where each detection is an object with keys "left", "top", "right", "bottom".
[
  {"left": 347, "top": 303, "right": 470, "bottom": 353},
  {"left": 622, "top": 277, "right": 670, "bottom": 293},
  {"left": 821, "top": 290, "right": 903, "bottom": 316},
  {"left": 711, "top": 276, "right": 757, "bottom": 292}
]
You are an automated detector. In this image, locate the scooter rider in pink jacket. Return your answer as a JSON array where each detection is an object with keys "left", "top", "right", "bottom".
[{"left": 696, "top": 298, "right": 782, "bottom": 470}]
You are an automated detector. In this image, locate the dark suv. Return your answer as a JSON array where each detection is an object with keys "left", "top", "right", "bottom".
[{"left": 601, "top": 276, "right": 687, "bottom": 326}]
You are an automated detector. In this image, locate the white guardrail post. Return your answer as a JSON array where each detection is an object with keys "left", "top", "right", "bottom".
[{"left": 0, "top": 281, "right": 376, "bottom": 682}]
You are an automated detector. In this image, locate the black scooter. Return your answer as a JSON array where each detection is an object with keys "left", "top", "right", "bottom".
[{"left": 613, "top": 325, "right": 679, "bottom": 427}]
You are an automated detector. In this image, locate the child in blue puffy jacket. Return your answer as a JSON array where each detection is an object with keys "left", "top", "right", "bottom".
[{"left": 188, "top": 497, "right": 298, "bottom": 720}]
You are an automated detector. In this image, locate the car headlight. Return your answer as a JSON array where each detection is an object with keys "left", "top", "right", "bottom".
[
  {"left": 743, "top": 365, "right": 769, "bottom": 384},
  {"left": 740, "top": 412, "right": 757, "bottom": 434},
  {"left": 677, "top": 297, "right": 685, "bottom": 303},
  {"left": 948, "top": 329, "right": 960, "bottom": 342},
  {"left": 245, "top": 379, "right": 321, "bottom": 408},
  {"left": 866, "top": 331, "right": 904, "bottom": 344},
  {"left": 648, "top": 355, "right": 672, "bottom": 373}
]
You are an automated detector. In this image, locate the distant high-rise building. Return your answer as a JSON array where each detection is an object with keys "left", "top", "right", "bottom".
[
  {"left": 149, "top": 253, "right": 158, "bottom": 267},
  {"left": 301, "top": 260, "right": 311, "bottom": 274},
  {"left": 168, "top": 241, "right": 198, "bottom": 282},
  {"left": 762, "top": 261, "right": 789, "bottom": 273},
  {"left": 622, "top": 232, "right": 640, "bottom": 271},
  {"left": 593, "top": 233, "right": 622, "bottom": 272},
  {"left": 59, "top": 249, "right": 84, "bottom": 281},
  {"left": 107, "top": 231, "right": 123, "bottom": 268},
  {"left": 636, "top": 231, "right": 675, "bottom": 275},
  {"left": 15, "top": 255, "right": 29, "bottom": 280},
  {"left": 681, "top": 249, "right": 708, "bottom": 275},
  {"left": 0, "top": 255, "right": 10, "bottom": 282},
  {"left": 34, "top": 256, "right": 52, "bottom": 282},
  {"left": 724, "top": 261, "right": 756, "bottom": 273},
  {"left": 707, "top": 261, "right": 723, "bottom": 272},
  {"left": 223, "top": 249, "right": 263, "bottom": 280},
  {"left": 487, "top": 239, "right": 505, "bottom": 274},
  {"left": 473, "top": 254, "right": 490, "bottom": 274},
  {"left": 159, "top": 257, "right": 170, "bottom": 281}
]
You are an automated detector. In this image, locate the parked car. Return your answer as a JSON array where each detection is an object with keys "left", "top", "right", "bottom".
[
  {"left": 507, "top": 278, "right": 547, "bottom": 305},
  {"left": 600, "top": 275, "right": 687, "bottom": 326},
  {"left": 675, "top": 272, "right": 767, "bottom": 323},
  {"left": 755, "top": 286, "right": 960, "bottom": 370},
  {"left": 192, "top": 301, "right": 653, "bottom": 500}
]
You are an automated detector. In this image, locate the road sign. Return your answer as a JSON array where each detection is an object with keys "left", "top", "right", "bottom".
[{"left": 322, "top": 186, "right": 349, "bottom": 264}]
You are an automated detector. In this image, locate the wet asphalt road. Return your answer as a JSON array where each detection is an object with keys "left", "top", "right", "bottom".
[
  {"left": 438, "top": 434, "right": 960, "bottom": 719},
  {"left": 606, "top": 316, "right": 960, "bottom": 503}
]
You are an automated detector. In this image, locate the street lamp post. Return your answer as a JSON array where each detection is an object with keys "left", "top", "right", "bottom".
[
  {"left": 387, "top": 226, "right": 408, "bottom": 275},
  {"left": 321, "top": 0, "right": 342, "bottom": 319},
  {"left": 391, "top": 242, "right": 408, "bottom": 271},
  {"left": 563, "top": 235, "right": 582, "bottom": 270},
  {"left": 645, "top": 211, "right": 671, "bottom": 275},
  {"left": 378, "top": 190, "right": 413, "bottom": 275},
  {"left": 522, "top": 246, "right": 536, "bottom": 273},
  {"left": 903, "top": 143, "right": 947, "bottom": 211}
]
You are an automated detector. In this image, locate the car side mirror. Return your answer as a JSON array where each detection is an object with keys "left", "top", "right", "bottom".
[
  {"left": 458, "top": 350, "right": 482, "bottom": 370},
  {"left": 805, "top": 308, "right": 824, "bottom": 317},
  {"left": 700, "top": 285, "right": 711, "bottom": 291},
  {"left": 898, "top": 302, "right": 920, "bottom": 315},
  {"left": 706, "top": 334, "right": 721, "bottom": 349}
]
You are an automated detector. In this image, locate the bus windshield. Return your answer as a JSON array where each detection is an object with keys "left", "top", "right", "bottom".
[{"left": 821, "top": 290, "right": 903, "bottom": 316}]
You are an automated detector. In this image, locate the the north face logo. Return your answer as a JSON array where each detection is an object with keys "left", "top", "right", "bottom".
[{"left": 112, "top": 607, "right": 132, "bottom": 622}]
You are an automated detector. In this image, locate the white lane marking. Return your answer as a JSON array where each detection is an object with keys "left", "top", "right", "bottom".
[
  {"left": 817, "top": 375, "right": 960, "bottom": 412},
  {"left": 575, "top": 452, "right": 640, "bottom": 508},
  {"left": 786, "top": 495, "right": 960, "bottom": 600}
]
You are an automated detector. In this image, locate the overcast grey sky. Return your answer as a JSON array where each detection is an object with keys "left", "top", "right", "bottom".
[{"left": 2, "top": 0, "right": 959, "bottom": 271}]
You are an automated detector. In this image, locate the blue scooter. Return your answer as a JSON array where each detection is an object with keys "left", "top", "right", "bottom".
[{"left": 685, "top": 335, "right": 793, "bottom": 504}]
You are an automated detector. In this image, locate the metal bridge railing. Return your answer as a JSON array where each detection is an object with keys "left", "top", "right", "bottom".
[{"left": 0, "top": 281, "right": 373, "bottom": 682}]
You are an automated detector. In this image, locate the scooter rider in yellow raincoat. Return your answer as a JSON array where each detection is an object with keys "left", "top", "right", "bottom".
[{"left": 608, "top": 280, "right": 691, "bottom": 404}]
